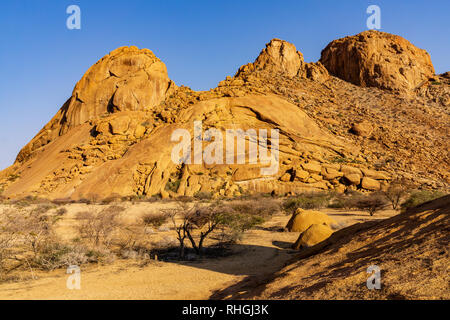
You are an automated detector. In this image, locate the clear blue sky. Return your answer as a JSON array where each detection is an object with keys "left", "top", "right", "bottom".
[{"left": 0, "top": 0, "right": 449, "bottom": 170}]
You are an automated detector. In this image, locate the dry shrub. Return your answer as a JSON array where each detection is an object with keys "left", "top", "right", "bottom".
[
  {"left": 354, "top": 193, "right": 388, "bottom": 216},
  {"left": 31, "top": 203, "right": 56, "bottom": 215},
  {"left": 229, "top": 197, "right": 280, "bottom": 217},
  {"left": 327, "top": 192, "right": 364, "bottom": 209},
  {"left": 55, "top": 208, "right": 68, "bottom": 216},
  {"left": 283, "top": 192, "right": 333, "bottom": 212},
  {"left": 51, "top": 198, "right": 75, "bottom": 205},
  {"left": 166, "top": 200, "right": 271, "bottom": 259},
  {"left": 76, "top": 205, "right": 125, "bottom": 247},
  {"left": 175, "top": 195, "right": 195, "bottom": 203},
  {"left": 121, "top": 195, "right": 160, "bottom": 203},
  {"left": 0, "top": 207, "right": 65, "bottom": 275},
  {"left": 141, "top": 212, "right": 169, "bottom": 228},
  {"left": 0, "top": 204, "right": 125, "bottom": 279},
  {"left": 194, "top": 191, "right": 213, "bottom": 200},
  {"left": 78, "top": 193, "right": 100, "bottom": 205}
]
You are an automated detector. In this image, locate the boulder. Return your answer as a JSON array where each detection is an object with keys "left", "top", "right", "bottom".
[
  {"left": 322, "top": 167, "right": 343, "bottom": 180},
  {"left": 350, "top": 121, "right": 373, "bottom": 137},
  {"left": 361, "top": 177, "right": 381, "bottom": 191},
  {"left": 294, "top": 169, "right": 309, "bottom": 181},
  {"left": 280, "top": 172, "right": 291, "bottom": 182},
  {"left": 340, "top": 165, "right": 362, "bottom": 176},
  {"left": 292, "top": 223, "right": 333, "bottom": 249},
  {"left": 343, "top": 173, "right": 361, "bottom": 185},
  {"left": 109, "top": 116, "right": 130, "bottom": 135},
  {"left": 134, "top": 124, "right": 146, "bottom": 138},
  {"left": 361, "top": 168, "right": 390, "bottom": 180},
  {"left": 285, "top": 208, "right": 336, "bottom": 233},
  {"left": 302, "top": 162, "right": 322, "bottom": 174},
  {"left": 304, "top": 62, "right": 329, "bottom": 82},
  {"left": 320, "top": 30, "right": 435, "bottom": 92}
]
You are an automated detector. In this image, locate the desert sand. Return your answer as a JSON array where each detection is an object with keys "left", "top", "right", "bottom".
[{"left": 0, "top": 201, "right": 396, "bottom": 300}]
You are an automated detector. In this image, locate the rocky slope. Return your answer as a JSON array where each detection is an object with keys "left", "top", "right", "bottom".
[
  {"left": 213, "top": 195, "right": 449, "bottom": 300},
  {"left": 0, "top": 31, "right": 448, "bottom": 200}
]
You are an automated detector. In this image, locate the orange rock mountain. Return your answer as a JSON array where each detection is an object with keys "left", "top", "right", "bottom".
[{"left": 1, "top": 30, "right": 448, "bottom": 200}]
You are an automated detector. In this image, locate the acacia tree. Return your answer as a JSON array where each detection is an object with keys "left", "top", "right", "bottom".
[
  {"left": 166, "top": 206, "right": 190, "bottom": 259},
  {"left": 185, "top": 207, "right": 221, "bottom": 256},
  {"left": 167, "top": 203, "right": 221, "bottom": 258},
  {"left": 382, "top": 179, "right": 411, "bottom": 210},
  {"left": 355, "top": 193, "right": 387, "bottom": 216},
  {"left": 169, "top": 201, "right": 267, "bottom": 259}
]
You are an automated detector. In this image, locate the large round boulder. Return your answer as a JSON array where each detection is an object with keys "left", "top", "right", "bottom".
[
  {"left": 320, "top": 30, "right": 435, "bottom": 92},
  {"left": 285, "top": 208, "right": 336, "bottom": 233},
  {"left": 292, "top": 223, "right": 333, "bottom": 249}
]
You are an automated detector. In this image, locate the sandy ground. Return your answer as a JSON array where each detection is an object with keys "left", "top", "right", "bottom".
[
  {"left": 216, "top": 197, "right": 450, "bottom": 300},
  {"left": 0, "top": 202, "right": 397, "bottom": 300}
]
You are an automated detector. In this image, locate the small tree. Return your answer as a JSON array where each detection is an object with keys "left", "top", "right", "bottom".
[
  {"left": 355, "top": 193, "right": 387, "bottom": 216},
  {"left": 383, "top": 179, "right": 410, "bottom": 210},
  {"left": 166, "top": 204, "right": 190, "bottom": 259},
  {"left": 168, "top": 201, "right": 268, "bottom": 259},
  {"left": 184, "top": 207, "right": 221, "bottom": 256}
]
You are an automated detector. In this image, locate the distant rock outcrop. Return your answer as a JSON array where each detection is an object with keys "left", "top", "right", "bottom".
[
  {"left": 320, "top": 30, "right": 435, "bottom": 92},
  {"left": 235, "top": 39, "right": 329, "bottom": 82},
  {"left": 1, "top": 31, "right": 448, "bottom": 200},
  {"left": 16, "top": 46, "right": 177, "bottom": 163}
]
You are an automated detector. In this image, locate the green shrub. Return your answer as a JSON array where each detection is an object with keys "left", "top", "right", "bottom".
[
  {"left": 283, "top": 192, "right": 332, "bottom": 212},
  {"left": 194, "top": 191, "right": 213, "bottom": 200},
  {"left": 401, "top": 190, "right": 446, "bottom": 211},
  {"left": 165, "top": 179, "right": 181, "bottom": 193}
]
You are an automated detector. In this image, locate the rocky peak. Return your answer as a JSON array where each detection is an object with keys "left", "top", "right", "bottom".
[
  {"left": 66, "top": 46, "right": 176, "bottom": 133},
  {"left": 320, "top": 30, "right": 435, "bottom": 92},
  {"left": 15, "top": 46, "right": 177, "bottom": 163},
  {"left": 236, "top": 39, "right": 305, "bottom": 78}
]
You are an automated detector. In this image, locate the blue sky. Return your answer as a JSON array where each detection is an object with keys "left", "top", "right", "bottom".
[{"left": 0, "top": 0, "right": 449, "bottom": 170}]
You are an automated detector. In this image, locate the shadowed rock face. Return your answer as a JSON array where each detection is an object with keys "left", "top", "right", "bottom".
[
  {"left": 1, "top": 31, "right": 448, "bottom": 200},
  {"left": 320, "top": 30, "right": 435, "bottom": 92}
]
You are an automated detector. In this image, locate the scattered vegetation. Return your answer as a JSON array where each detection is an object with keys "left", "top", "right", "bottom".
[
  {"left": 76, "top": 206, "right": 124, "bottom": 247},
  {"left": 166, "top": 198, "right": 277, "bottom": 259},
  {"left": 7, "top": 174, "right": 20, "bottom": 182},
  {"left": 400, "top": 190, "right": 446, "bottom": 211},
  {"left": 165, "top": 178, "right": 181, "bottom": 193},
  {"left": 1, "top": 187, "right": 446, "bottom": 282},
  {"left": 283, "top": 192, "right": 333, "bottom": 212},
  {"left": 193, "top": 191, "right": 213, "bottom": 200},
  {"left": 142, "top": 212, "right": 169, "bottom": 228},
  {"left": 353, "top": 193, "right": 388, "bottom": 216},
  {"left": 330, "top": 156, "right": 362, "bottom": 164}
]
